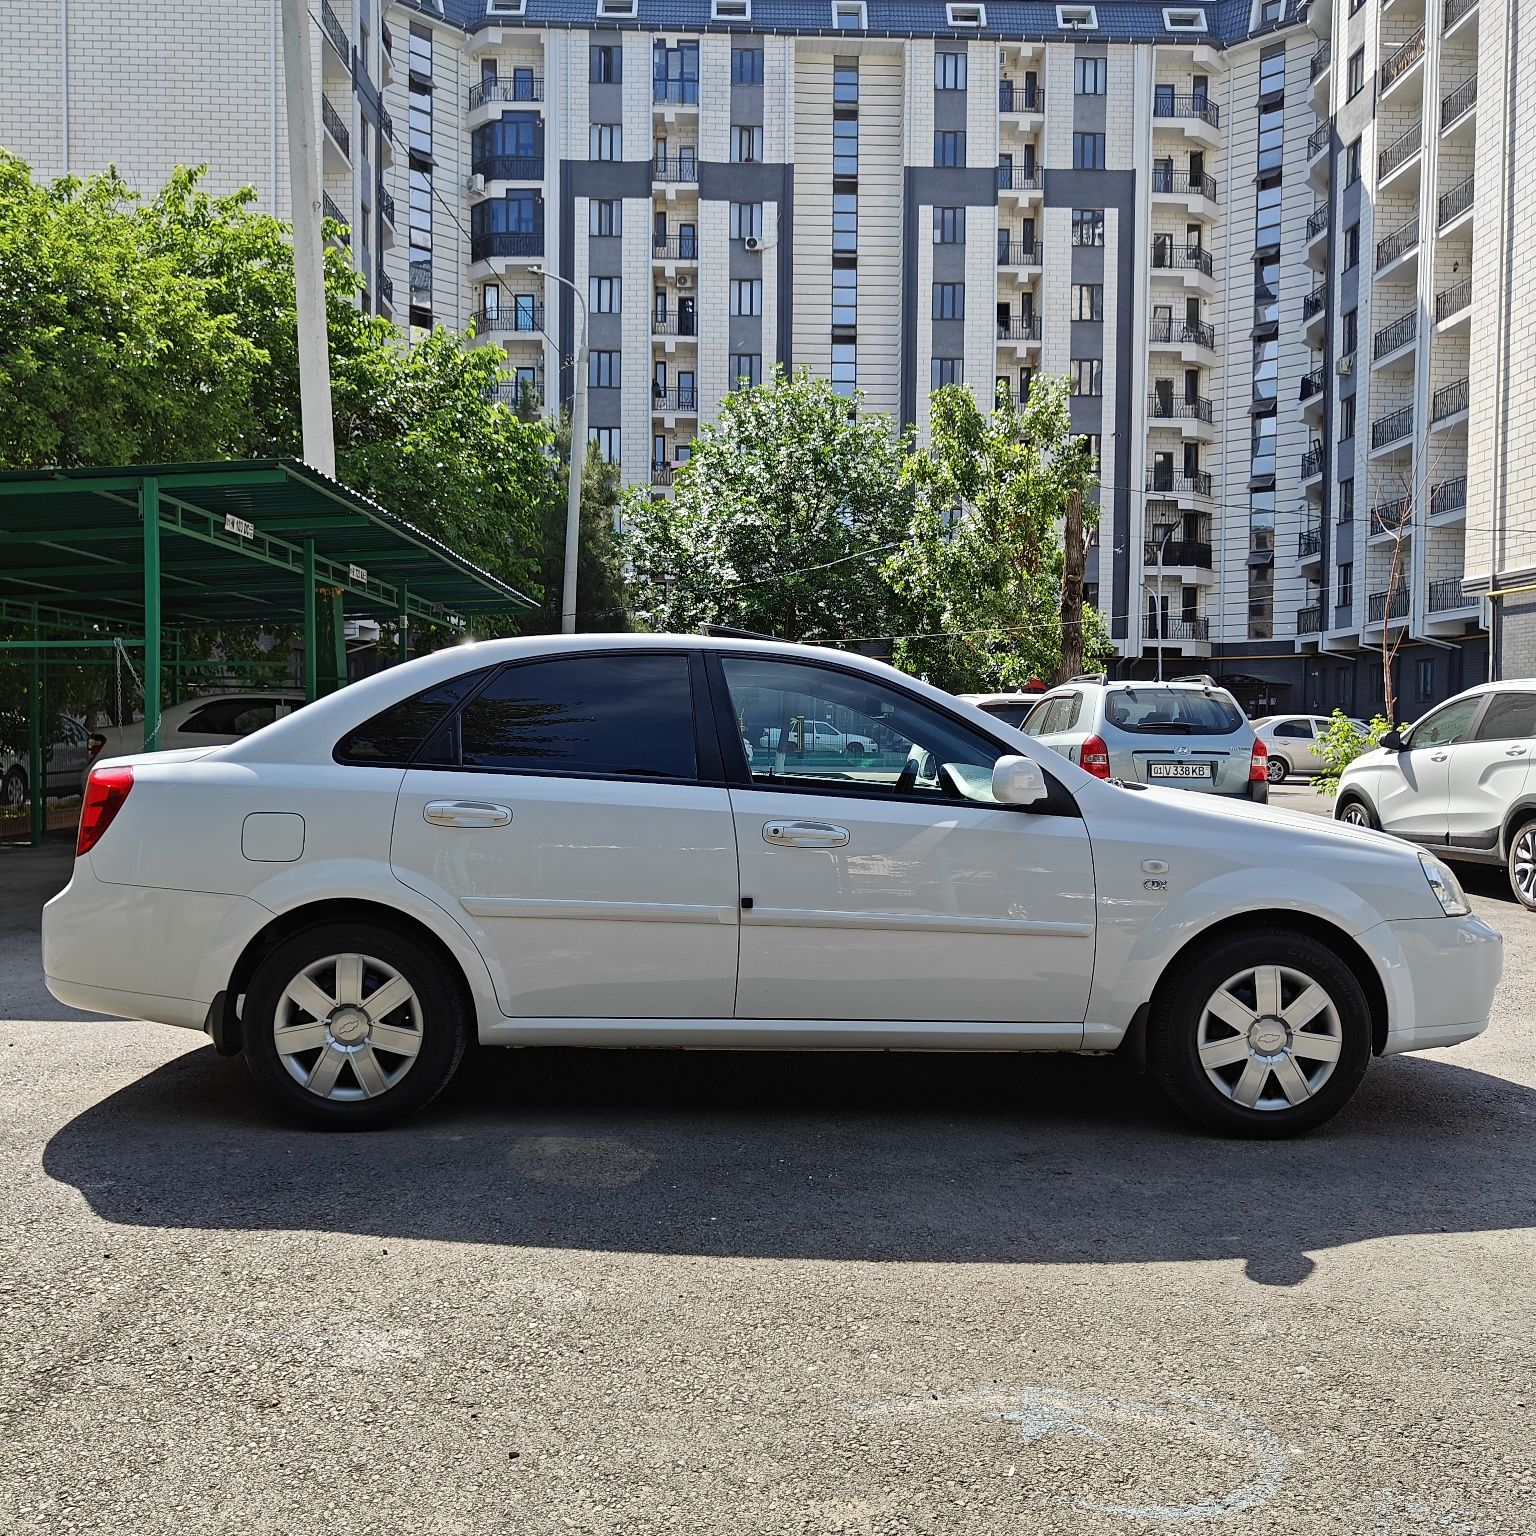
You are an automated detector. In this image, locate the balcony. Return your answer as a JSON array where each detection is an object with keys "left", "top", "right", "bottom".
[
  {"left": 1370, "top": 496, "right": 1412, "bottom": 536},
  {"left": 1439, "top": 175, "right": 1475, "bottom": 230},
  {"left": 469, "top": 231, "right": 545, "bottom": 262},
  {"left": 1431, "top": 475, "right": 1468, "bottom": 519},
  {"left": 996, "top": 315, "right": 1042, "bottom": 342},
  {"left": 653, "top": 312, "right": 700, "bottom": 337},
  {"left": 653, "top": 154, "right": 699, "bottom": 184},
  {"left": 998, "top": 83, "right": 1044, "bottom": 113},
  {"left": 997, "top": 233, "right": 1043, "bottom": 266},
  {"left": 1143, "top": 615, "right": 1210, "bottom": 642},
  {"left": 1375, "top": 216, "right": 1419, "bottom": 273},
  {"left": 652, "top": 386, "right": 699, "bottom": 413},
  {"left": 1378, "top": 122, "right": 1422, "bottom": 182},
  {"left": 1151, "top": 167, "right": 1218, "bottom": 203},
  {"left": 1367, "top": 587, "right": 1410, "bottom": 623},
  {"left": 1147, "top": 393, "right": 1214, "bottom": 424},
  {"left": 469, "top": 77, "right": 545, "bottom": 107},
  {"left": 654, "top": 235, "right": 699, "bottom": 261},
  {"left": 652, "top": 80, "right": 700, "bottom": 105},
  {"left": 1309, "top": 41, "right": 1331, "bottom": 83},
  {"left": 1152, "top": 95, "right": 1220, "bottom": 128},
  {"left": 1303, "top": 284, "right": 1328, "bottom": 320},
  {"left": 379, "top": 107, "right": 393, "bottom": 159},
  {"left": 1151, "top": 243, "right": 1213, "bottom": 278},
  {"left": 1297, "top": 604, "right": 1323, "bottom": 635},
  {"left": 1380, "top": 26, "right": 1426, "bottom": 94},
  {"left": 1371, "top": 404, "right": 1414, "bottom": 450},
  {"left": 1299, "top": 528, "right": 1322, "bottom": 558},
  {"left": 1306, "top": 204, "right": 1330, "bottom": 242},
  {"left": 1299, "top": 367, "right": 1327, "bottom": 401},
  {"left": 322, "top": 191, "right": 349, "bottom": 242},
  {"left": 379, "top": 189, "right": 395, "bottom": 227},
  {"left": 997, "top": 165, "right": 1043, "bottom": 193},
  {"left": 1373, "top": 310, "right": 1417, "bottom": 360},
  {"left": 1302, "top": 446, "right": 1324, "bottom": 480},
  {"left": 1143, "top": 536, "right": 1213, "bottom": 569},
  {"left": 1149, "top": 317, "right": 1216, "bottom": 350},
  {"left": 473, "top": 155, "right": 545, "bottom": 183},
  {"left": 473, "top": 302, "right": 545, "bottom": 336},
  {"left": 320, "top": 0, "right": 349, "bottom": 60},
  {"left": 409, "top": 260, "right": 431, "bottom": 295},
  {"left": 1307, "top": 119, "right": 1331, "bottom": 162},
  {"left": 1429, "top": 578, "right": 1474, "bottom": 614},
  {"left": 321, "top": 94, "right": 350, "bottom": 160},
  {"left": 651, "top": 463, "right": 676, "bottom": 487},
  {"left": 1436, "top": 277, "right": 1472, "bottom": 325},
  {"left": 379, "top": 272, "right": 393, "bottom": 307},
  {"left": 1144, "top": 472, "right": 1213, "bottom": 498},
  {"left": 1441, "top": 74, "right": 1478, "bottom": 133},
  {"left": 1444, "top": 0, "right": 1479, "bottom": 31},
  {"left": 486, "top": 375, "right": 545, "bottom": 410},
  {"left": 1431, "top": 377, "right": 1470, "bottom": 425}
]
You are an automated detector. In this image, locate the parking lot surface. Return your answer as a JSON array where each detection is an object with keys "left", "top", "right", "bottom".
[{"left": 2, "top": 789, "right": 1533, "bottom": 1535}]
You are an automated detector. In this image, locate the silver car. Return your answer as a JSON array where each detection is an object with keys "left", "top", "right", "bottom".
[
  {"left": 1018, "top": 676, "right": 1267, "bottom": 802},
  {"left": 1253, "top": 713, "right": 1369, "bottom": 784}
]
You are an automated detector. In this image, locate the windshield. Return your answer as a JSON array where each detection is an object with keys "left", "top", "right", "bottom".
[{"left": 1104, "top": 688, "right": 1244, "bottom": 735}]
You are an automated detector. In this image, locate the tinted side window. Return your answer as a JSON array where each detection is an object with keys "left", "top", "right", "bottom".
[
  {"left": 1409, "top": 696, "right": 1482, "bottom": 748},
  {"left": 1019, "top": 699, "right": 1055, "bottom": 735},
  {"left": 460, "top": 654, "right": 697, "bottom": 779},
  {"left": 1274, "top": 719, "right": 1312, "bottom": 739},
  {"left": 336, "top": 672, "right": 489, "bottom": 765},
  {"left": 181, "top": 698, "right": 263, "bottom": 735},
  {"left": 979, "top": 702, "right": 1033, "bottom": 729},
  {"left": 1473, "top": 692, "right": 1536, "bottom": 742}
]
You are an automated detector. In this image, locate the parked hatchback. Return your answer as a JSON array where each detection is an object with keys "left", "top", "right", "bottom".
[
  {"left": 1019, "top": 676, "right": 1268, "bottom": 801},
  {"left": 1336, "top": 680, "right": 1536, "bottom": 909},
  {"left": 44, "top": 636, "right": 1500, "bottom": 1139}
]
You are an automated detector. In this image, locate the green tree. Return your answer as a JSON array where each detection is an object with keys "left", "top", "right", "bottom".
[
  {"left": 889, "top": 379, "right": 1108, "bottom": 693},
  {"left": 1314, "top": 710, "right": 1391, "bottom": 798},
  {"left": 622, "top": 366, "right": 916, "bottom": 642}
]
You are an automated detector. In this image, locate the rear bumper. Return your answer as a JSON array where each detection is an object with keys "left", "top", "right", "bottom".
[{"left": 1373, "top": 913, "right": 1503, "bottom": 1055}]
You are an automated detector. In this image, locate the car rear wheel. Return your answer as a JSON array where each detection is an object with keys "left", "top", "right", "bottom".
[
  {"left": 1506, "top": 820, "right": 1536, "bottom": 911},
  {"left": 1149, "top": 929, "right": 1372, "bottom": 1138},
  {"left": 242, "top": 922, "right": 469, "bottom": 1130},
  {"left": 1337, "top": 797, "right": 1376, "bottom": 829},
  {"left": 2, "top": 767, "right": 26, "bottom": 809},
  {"left": 1266, "top": 756, "right": 1289, "bottom": 784}
]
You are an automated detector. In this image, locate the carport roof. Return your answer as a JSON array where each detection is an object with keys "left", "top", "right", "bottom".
[{"left": 0, "top": 458, "right": 534, "bottom": 632}]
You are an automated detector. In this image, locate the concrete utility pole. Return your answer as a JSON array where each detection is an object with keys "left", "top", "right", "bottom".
[
  {"left": 533, "top": 267, "right": 590, "bottom": 634},
  {"left": 1155, "top": 521, "right": 1177, "bottom": 683},
  {"left": 279, "top": 0, "right": 336, "bottom": 478}
]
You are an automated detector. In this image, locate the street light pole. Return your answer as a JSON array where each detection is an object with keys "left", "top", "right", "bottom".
[
  {"left": 531, "top": 266, "right": 589, "bottom": 634},
  {"left": 1155, "top": 520, "right": 1177, "bottom": 684}
]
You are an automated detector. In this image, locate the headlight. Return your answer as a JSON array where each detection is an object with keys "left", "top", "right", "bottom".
[{"left": 1419, "top": 852, "right": 1471, "bottom": 917}]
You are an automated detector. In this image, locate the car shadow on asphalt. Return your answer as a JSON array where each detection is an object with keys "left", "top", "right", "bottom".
[{"left": 41, "top": 1041, "right": 1536, "bottom": 1287}]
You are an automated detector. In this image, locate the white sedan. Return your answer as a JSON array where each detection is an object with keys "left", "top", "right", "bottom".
[
  {"left": 44, "top": 635, "right": 1501, "bottom": 1137},
  {"left": 759, "top": 718, "right": 878, "bottom": 755}
]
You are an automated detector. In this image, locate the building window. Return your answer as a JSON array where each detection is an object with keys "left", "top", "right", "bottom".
[
  {"left": 936, "top": 52, "right": 967, "bottom": 90},
  {"left": 1071, "top": 208, "right": 1105, "bottom": 246},
  {"left": 589, "top": 276, "right": 620, "bottom": 312},
  {"left": 589, "top": 427, "right": 621, "bottom": 463},
  {"left": 1345, "top": 137, "right": 1362, "bottom": 185},
  {"left": 589, "top": 200, "right": 622, "bottom": 236},
  {"left": 932, "top": 358, "right": 964, "bottom": 388},
  {"left": 1344, "top": 223, "right": 1360, "bottom": 269},
  {"left": 1417, "top": 657, "right": 1435, "bottom": 699},
  {"left": 731, "top": 48, "right": 764, "bottom": 84},
  {"left": 1339, "top": 563, "right": 1355, "bottom": 608},
  {"left": 933, "top": 282, "right": 965, "bottom": 319},
  {"left": 1073, "top": 132, "right": 1107, "bottom": 170},
  {"left": 1258, "top": 44, "right": 1285, "bottom": 100},
  {"left": 1075, "top": 57, "right": 1107, "bottom": 95},
  {"left": 832, "top": 116, "right": 858, "bottom": 175},
  {"left": 730, "top": 278, "right": 763, "bottom": 316},
  {"left": 1072, "top": 283, "right": 1104, "bottom": 321},
  {"left": 1349, "top": 0, "right": 1363, "bottom": 11},
  {"left": 1257, "top": 103, "right": 1284, "bottom": 176},
  {"left": 1058, "top": 3, "right": 1097, "bottom": 24},
  {"left": 731, "top": 125, "right": 764, "bottom": 163},
  {"left": 712, "top": 0, "right": 751, "bottom": 18},
  {"left": 1255, "top": 177, "right": 1282, "bottom": 249},
  {"left": 588, "top": 351, "right": 620, "bottom": 388},
  {"left": 1340, "top": 397, "right": 1355, "bottom": 440},
  {"left": 831, "top": 340, "right": 856, "bottom": 396},
  {"left": 1339, "top": 477, "right": 1354, "bottom": 521},
  {"left": 832, "top": 266, "right": 857, "bottom": 326},
  {"left": 730, "top": 353, "right": 762, "bottom": 388},
  {"left": 590, "top": 124, "right": 622, "bottom": 160},
  {"left": 589, "top": 45, "right": 621, "bottom": 83},
  {"left": 833, "top": 0, "right": 868, "bottom": 26},
  {"left": 730, "top": 202, "right": 763, "bottom": 241},
  {"left": 1070, "top": 358, "right": 1103, "bottom": 396},
  {"left": 946, "top": 3, "right": 985, "bottom": 25},
  {"left": 1162, "top": 7, "right": 1206, "bottom": 29},
  {"left": 933, "top": 207, "right": 965, "bottom": 243},
  {"left": 934, "top": 131, "right": 967, "bottom": 166},
  {"left": 1347, "top": 47, "right": 1365, "bottom": 99},
  {"left": 1341, "top": 307, "right": 1357, "bottom": 354},
  {"left": 832, "top": 191, "right": 857, "bottom": 252}
]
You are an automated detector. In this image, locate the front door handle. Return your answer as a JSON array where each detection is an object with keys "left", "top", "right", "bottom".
[
  {"left": 1506, "top": 746, "right": 1528, "bottom": 757},
  {"left": 1429, "top": 752, "right": 1450, "bottom": 762},
  {"left": 763, "top": 819, "right": 850, "bottom": 849},
  {"left": 424, "top": 800, "right": 513, "bottom": 829}
]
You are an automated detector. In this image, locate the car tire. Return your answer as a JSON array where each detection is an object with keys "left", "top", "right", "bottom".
[
  {"left": 1266, "top": 756, "right": 1289, "bottom": 785},
  {"left": 1506, "top": 819, "right": 1536, "bottom": 911},
  {"left": 1148, "top": 928, "right": 1372, "bottom": 1139},
  {"left": 1336, "top": 796, "right": 1377, "bottom": 830},
  {"left": 242, "top": 922, "right": 469, "bottom": 1130},
  {"left": 2, "top": 767, "right": 26, "bottom": 810}
]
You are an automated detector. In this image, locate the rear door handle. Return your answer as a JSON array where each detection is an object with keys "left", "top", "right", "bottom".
[
  {"left": 763, "top": 819, "right": 850, "bottom": 849},
  {"left": 1506, "top": 746, "right": 1528, "bottom": 757},
  {"left": 424, "top": 800, "right": 513, "bottom": 829}
]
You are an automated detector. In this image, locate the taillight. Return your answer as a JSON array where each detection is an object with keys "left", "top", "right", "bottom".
[
  {"left": 77, "top": 766, "right": 133, "bottom": 857},
  {"left": 1249, "top": 738, "right": 1269, "bottom": 782},
  {"left": 1080, "top": 733, "right": 1112, "bottom": 779}
]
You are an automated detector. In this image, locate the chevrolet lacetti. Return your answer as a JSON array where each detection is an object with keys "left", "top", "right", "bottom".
[{"left": 43, "top": 636, "right": 1503, "bottom": 1137}]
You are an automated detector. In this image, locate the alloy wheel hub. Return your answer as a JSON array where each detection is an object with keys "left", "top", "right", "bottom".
[
  {"left": 1247, "top": 1017, "right": 1290, "bottom": 1057},
  {"left": 327, "top": 1005, "right": 372, "bottom": 1046}
]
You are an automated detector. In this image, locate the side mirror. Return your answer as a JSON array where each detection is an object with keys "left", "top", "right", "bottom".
[
  {"left": 992, "top": 754, "right": 1048, "bottom": 807},
  {"left": 1379, "top": 729, "right": 1405, "bottom": 751}
]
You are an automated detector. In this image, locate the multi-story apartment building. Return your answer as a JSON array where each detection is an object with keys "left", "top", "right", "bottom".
[{"left": 3, "top": 0, "right": 1530, "bottom": 715}]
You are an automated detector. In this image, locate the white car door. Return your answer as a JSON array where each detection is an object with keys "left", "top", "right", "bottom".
[
  {"left": 713, "top": 654, "right": 1095, "bottom": 1043},
  {"left": 1444, "top": 690, "right": 1536, "bottom": 850},
  {"left": 388, "top": 650, "right": 739, "bottom": 1019},
  {"left": 1376, "top": 694, "right": 1484, "bottom": 840}
]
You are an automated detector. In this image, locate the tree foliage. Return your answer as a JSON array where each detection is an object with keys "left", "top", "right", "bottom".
[
  {"left": 1314, "top": 710, "right": 1391, "bottom": 798},
  {"left": 888, "top": 379, "right": 1110, "bottom": 693}
]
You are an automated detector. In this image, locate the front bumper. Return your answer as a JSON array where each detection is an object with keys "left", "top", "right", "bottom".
[{"left": 1373, "top": 913, "right": 1504, "bottom": 1055}]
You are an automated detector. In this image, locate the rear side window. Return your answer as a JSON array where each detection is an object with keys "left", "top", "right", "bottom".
[
  {"left": 336, "top": 671, "right": 490, "bottom": 765},
  {"left": 1274, "top": 719, "right": 1313, "bottom": 739},
  {"left": 978, "top": 702, "right": 1034, "bottom": 729},
  {"left": 459, "top": 653, "right": 697, "bottom": 779},
  {"left": 1105, "top": 688, "right": 1243, "bottom": 733},
  {"left": 1473, "top": 692, "right": 1536, "bottom": 742},
  {"left": 182, "top": 697, "right": 294, "bottom": 735}
]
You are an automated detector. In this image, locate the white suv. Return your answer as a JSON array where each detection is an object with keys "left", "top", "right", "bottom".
[
  {"left": 44, "top": 635, "right": 1501, "bottom": 1138},
  {"left": 1336, "top": 680, "right": 1536, "bottom": 908}
]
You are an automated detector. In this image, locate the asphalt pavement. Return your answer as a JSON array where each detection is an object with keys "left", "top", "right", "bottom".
[{"left": 2, "top": 793, "right": 1533, "bottom": 1535}]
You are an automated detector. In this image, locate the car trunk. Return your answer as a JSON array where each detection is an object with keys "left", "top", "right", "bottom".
[{"left": 1124, "top": 746, "right": 1249, "bottom": 794}]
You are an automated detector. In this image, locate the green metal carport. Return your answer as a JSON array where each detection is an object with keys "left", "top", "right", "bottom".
[{"left": 0, "top": 458, "right": 534, "bottom": 845}]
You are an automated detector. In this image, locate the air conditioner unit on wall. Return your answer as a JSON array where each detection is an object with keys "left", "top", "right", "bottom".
[
  {"left": 465, "top": 173, "right": 486, "bottom": 194},
  {"left": 676, "top": 273, "right": 694, "bottom": 290},
  {"left": 744, "top": 235, "right": 761, "bottom": 252},
  {"left": 1336, "top": 355, "right": 1353, "bottom": 375}
]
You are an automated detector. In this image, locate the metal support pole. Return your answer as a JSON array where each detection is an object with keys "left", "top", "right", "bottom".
[
  {"left": 27, "top": 605, "right": 43, "bottom": 847},
  {"left": 142, "top": 477, "right": 162, "bottom": 752},
  {"left": 399, "top": 585, "right": 410, "bottom": 663},
  {"left": 302, "top": 540, "right": 318, "bottom": 702},
  {"left": 328, "top": 588, "right": 347, "bottom": 691},
  {"left": 1156, "top": 521, "right": 1176, "bottom": 685},
  {"left": 531, "top": 265, "right": 588, "bottom": 634}
]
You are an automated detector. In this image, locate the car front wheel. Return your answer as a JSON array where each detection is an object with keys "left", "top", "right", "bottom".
[
  {"left": 1149, "top": 929, "right": 1372, "bottom": 1138},
  {"left": 1337, "top": 797, "right": 1377, "bottom": 829},
  {"left": 1506, "top": 820, "right": 1536, "bottom": 911},
  {"left": 242, "top": 922, "right": 469, "bottom": 1130}
]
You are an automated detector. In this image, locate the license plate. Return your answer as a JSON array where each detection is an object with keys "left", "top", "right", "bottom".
[{"left": 1148, "top": 761, "right": 1212, "bottom": 780}]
